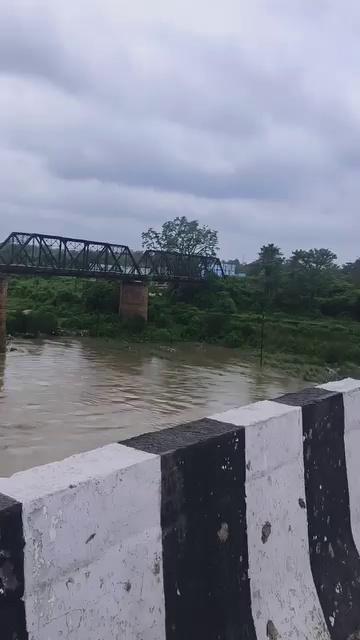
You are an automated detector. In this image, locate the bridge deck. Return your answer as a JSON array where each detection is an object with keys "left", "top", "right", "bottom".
[{"left": 0, "top": 232, "right": 225, "bottom": 282}]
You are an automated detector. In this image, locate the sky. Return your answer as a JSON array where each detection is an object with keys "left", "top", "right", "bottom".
[{"left": 1, "top": 0, "right": 360, "bottom": 262}]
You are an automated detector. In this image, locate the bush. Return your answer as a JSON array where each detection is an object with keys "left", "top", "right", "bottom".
[
  {"left": 148, "top": 298, "right": 169, "bottom": 325},
  {"left": 180, "top": 316, "right": 202, "bottom": 340},
  {"left": 201, "top": 312, "right": 230, "bottom": 340},
  {"left": 323, "top": 343, "right": 345, "bottom": 364},
  {"left": 223, "top": 331, "right": 243, "bottom": 348},
  {"left": 214, "top": 292, "right": 237, "bottom": 314},
  {"left": 55, "top": 288, "right": 81, "bottom": 307},
  {"left": 83, "top": 281, "right": 118, "bottom": 313},
  {"left": 7, "top": 308, "right": 58, "bottom": 335},
  {"left": 123, "top": 315, "right": 146, "bottom": 334},
  {"left": 6, "top": 310, "right": 27, "bottom": 334},
  {"left": 26, "top": 310, "right": 58, "bottom": 335},
  {"left": 147, "top": 328, "right": 174, "bottom": 343},
  {"left": 153, "top": 312, "right": 169, "bottom": 328},
  {"left": 349, "top": 347, "right": 360, "bottom": 365}
]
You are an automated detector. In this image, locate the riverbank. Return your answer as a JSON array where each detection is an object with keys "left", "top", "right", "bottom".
[{"left": 6, "top": 276, "right": 360, "bottom": 382}]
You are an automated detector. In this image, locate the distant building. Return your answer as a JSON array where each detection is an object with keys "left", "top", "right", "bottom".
[
  {"left": 221, "top": 261, "right": 247, "bottom": 278},
  {"left": 222, "top": 261, "right": 236, "bottom": 276}
]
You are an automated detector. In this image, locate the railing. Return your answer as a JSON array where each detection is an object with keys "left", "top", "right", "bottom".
[
  {"left": 137, "top": 249, "right": 225, "bottom": 280},
  {"left": 0, "top": 232, "right": 225, "bottom": 282}
]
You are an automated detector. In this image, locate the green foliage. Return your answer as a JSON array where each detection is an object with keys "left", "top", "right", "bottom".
[
  {"left": 27, "top": 310, "right": 58, "bottom": 335},
  {"left": 83, "top": 281, "right": 118, "bottom": 313},
  {"left": 7, "top": 310, "right": 27, "bottom": 334},
  {"left": 7, "top": 242, "right": 360, "bottom": 372},
  {"left": 200, "top": 312, "right": 231, "bottom": 340},
  {"left": 142, "top": 216, "right": 219, "bottom": 256},
  {"left": 290, "top": 248, "right": 337, "bottom": 271},
  {"left": 145, "top": 328, "right": 174, "bottom": 343},
  {"left": 7, "top": 308, "right": 57, "bottom": 336},
  {"left": 123, "top": 315, "right": 147, "bottom": 334},
  {"left": 223, "top": 331, "right": 243, "bottom": 348}
]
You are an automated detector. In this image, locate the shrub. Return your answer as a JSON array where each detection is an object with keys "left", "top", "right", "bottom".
[
  {"left": 214, "top": 292, "right": 237, "bottom": 314},
  {"left": 147, "top": 328, "right": 174, "bottom": 343},
  {"left": 240, "top": 322, "right": 257, "bottom": 341},
  {"left": 123, "top": 315, "right": 146, "bottom": 334},
  {"left": 7, "top": 309, "right": 58, "bottom": 335},
  {"left": 223, "top": 331, "right": 243, "bottom": 348},
  {"left": 26, "top": 310, "right": 58, "bottom": 335},
  {"left": 180, "top": 316, "right": 202, "bottom": 340},
  {"left": 201, "top": 312, "right": 230, "bottom": 340},
  {"left": 322, "top": 342, "right": 344, "bottom": 364},
  {"left": 6, "top": 310, "right": 27, "bottom": 334},
  {"left": 83, "top": 281, "right": 118, "bottom": 313},
  {"left": 55, "top": 288, "right": 81, "bottom": 307}
]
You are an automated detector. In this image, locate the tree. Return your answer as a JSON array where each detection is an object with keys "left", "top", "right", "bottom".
[
  {"left": 288, "top": 248, "right": 338, "bottom": 306},
  {"left": 290, "top": 248, "right": 337, "bottom": 271},
  {"left": 141, "top": 216, "right": 219, "bottom": 256},
  {"left": 252, "top": 244, "right": 284, "bottom": 300},
  {"left": 258, "top": 244, "right": 284, "bottom": 272}
]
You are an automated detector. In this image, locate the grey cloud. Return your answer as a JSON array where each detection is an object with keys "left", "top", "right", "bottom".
[
  {"left": 0, "top": 6, "right": 85, "bottom": 92},
  {"left": 1, "top": 0, "right": 360, "bottom": 261}
]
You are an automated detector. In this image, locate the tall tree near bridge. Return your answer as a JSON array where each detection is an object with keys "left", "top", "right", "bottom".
[{"left": 141, "top": 216, "right": 219, "bottom": 256}]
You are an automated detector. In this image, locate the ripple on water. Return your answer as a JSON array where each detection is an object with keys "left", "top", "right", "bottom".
[{"left": 0, "top": 338, "right": 305, "bottom": 475}]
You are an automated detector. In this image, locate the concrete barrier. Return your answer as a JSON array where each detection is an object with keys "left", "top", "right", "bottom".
[{"left": 1, "top": 378, "right": 360, "bottom": 639}]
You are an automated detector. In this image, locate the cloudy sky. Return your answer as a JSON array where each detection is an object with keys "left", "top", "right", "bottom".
[{"left": 1, "top": 1, "right": 360, "bottom": 262}]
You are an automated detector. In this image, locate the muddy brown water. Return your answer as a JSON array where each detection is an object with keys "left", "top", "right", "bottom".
[{"left": 0, "top": 338, "right": 306, "bottom": 476}]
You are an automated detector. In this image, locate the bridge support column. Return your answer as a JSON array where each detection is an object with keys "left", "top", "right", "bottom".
[
  {"left": 0, "top": 277, "right": 8, "bottom": 352},
  {"left": 119, "top": 282, "right": 148, "bottom": 322}
]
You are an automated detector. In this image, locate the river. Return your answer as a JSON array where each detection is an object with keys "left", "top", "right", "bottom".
[{"left": 0, "top": 338, "right": 305, "bottom": 476}]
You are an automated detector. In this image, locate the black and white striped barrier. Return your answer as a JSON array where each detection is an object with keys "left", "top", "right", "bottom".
[{"left": 1, "top": 378, "right": 360, "bottom": 639}]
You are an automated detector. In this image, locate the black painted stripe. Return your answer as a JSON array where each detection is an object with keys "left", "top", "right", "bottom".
[
  {"left": 275, "top": 387, "right": 360, "bottom": 640},
  {"left": 123, "top": 419, "right": 256, "bottom": 640},
  {"left": 0, "top": 492, "right": 27, "bottom": 640}
]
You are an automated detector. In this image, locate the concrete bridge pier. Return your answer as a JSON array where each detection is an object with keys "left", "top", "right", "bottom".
[
  {"left": 0, "top": 276, "right": 8, "bottom": 352},
  {"left": 119, "top": 281, "right": 148, "bottom": 321}
]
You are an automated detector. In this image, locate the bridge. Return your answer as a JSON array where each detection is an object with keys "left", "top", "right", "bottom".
[
  {"left": 0, "top": 232, "right": 225, "bottom": 282},
  {"left": 0, "top": 232, "right": 225, "bottom": 350}
]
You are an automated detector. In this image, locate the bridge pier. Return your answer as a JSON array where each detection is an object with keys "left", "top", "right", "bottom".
[
  {"left": 119, "top": 281, "right": 148, "bottom": 322},
  {"left": 0, "top": 276, "right": 8, "bottom": 352}
]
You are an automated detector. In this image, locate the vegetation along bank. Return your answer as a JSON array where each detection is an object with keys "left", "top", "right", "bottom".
[{"left": 5, "top": 216, "right": 360, "bottom": 381}]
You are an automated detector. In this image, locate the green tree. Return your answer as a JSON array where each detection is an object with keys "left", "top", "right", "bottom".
[
  {"left": 141, "top": 216, "right": 219, "bottom": 256},
  {"left": 287, "top": 248, "right": 338, "bottom": 308},
  {"left": 253, "top": 244, "right": 284, "bottom": 301},
  {"left": 258, "top": 243, "right": 283, "bottom": 264},
  {"left": 290, "top": 248, "right": 337, "bottom": 271}
]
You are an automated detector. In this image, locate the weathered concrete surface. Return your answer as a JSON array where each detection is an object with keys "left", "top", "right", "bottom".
[
  {"left": 275, "top": 384, "right": 360, "bottom": 639},
  {"left": 0, "top": 444, "right": 165, "bottom": 640},
  {"left": 119, "top": 281, "right": 148, "bottom": 321},
  {"left": 0, "top": 276, "right": 8, "bottom": 352},
  {"left": 321, "top": 378, "right": 360, "bottom": 555},
  {"left": 212, "top": 401, "right": 330, "bottom": 640},
  {"left": 1, "top": 379, "right": 360, "bottom": 639}
]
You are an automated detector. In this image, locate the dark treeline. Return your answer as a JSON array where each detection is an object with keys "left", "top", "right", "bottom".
[{"left": 224, "top": 243, "right": 360, "bottom": 320}]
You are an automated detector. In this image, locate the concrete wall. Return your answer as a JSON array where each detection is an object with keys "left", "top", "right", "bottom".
[{"left": 1, "top": 378, "right": 360, "bottom": 639}]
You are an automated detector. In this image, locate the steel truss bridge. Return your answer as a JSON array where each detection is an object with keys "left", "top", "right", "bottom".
[{"left": 0, "top": 232, "right": 225, "bottom": 282}]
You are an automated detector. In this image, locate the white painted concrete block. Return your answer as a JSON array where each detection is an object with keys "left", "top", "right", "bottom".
[
  {"left": 210, "top": 398, "right": 296, "bottom": 427},
  {"left": 320, "top": 379, "right": 360, "bottom": 555},
  {"left": 1, "top": 443, "right": 166, "bottom": 640},
  {"left": 245, "top": 408, "right": 330, "bottom": 640}
]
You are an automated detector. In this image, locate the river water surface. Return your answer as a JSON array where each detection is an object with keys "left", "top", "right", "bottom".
[{"left": 0, "top": 338, "right": 305, "bottom": 476}]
